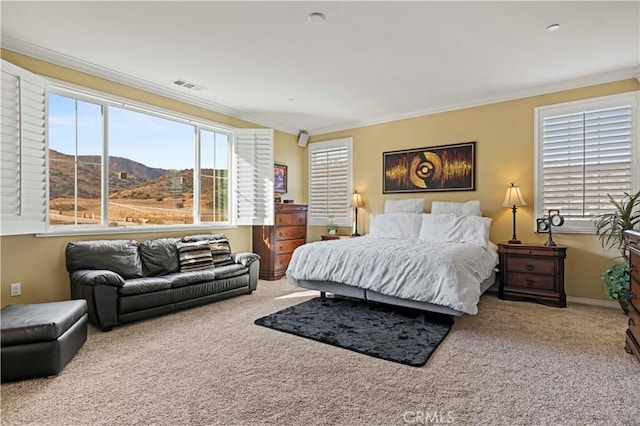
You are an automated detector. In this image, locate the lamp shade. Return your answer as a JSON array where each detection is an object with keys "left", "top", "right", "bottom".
[
  {"left": 351, "top": 191, "right": 363, "bottom": 208},
  {"left": 502, "top": 183, "right": 527, "bottom": 207}
]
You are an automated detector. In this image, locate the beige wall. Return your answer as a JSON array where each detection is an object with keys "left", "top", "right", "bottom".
[
  {"left": 307, "top": 79, "right": 640, "bottom": 301},
  {"left": 0, "top": 50, "right": 305, "bottom": 306}
]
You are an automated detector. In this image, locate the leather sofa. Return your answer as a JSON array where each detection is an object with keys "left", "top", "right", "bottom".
[{"left": 66, "top": 234, "right": 259, "bottom": 331}]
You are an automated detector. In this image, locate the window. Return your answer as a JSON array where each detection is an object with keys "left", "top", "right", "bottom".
[
  {"left": 308, "top": 138, "right": 353, "bottom": 227},
  {"left": 1, "top": 60, "right": 274, "bottom": 235},
  {"left": 534, "top": 92, "right": 639, "bottom": 233}
]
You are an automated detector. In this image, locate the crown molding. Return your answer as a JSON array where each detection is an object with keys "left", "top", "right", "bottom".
[
  {"left": 308, "top": 66, "right": 640, "bottom": 136},
  {"left": 1, "top": 35, "right": 299, "bottom": 135}
]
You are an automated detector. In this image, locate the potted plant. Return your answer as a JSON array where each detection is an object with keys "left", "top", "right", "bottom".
[{"left": 593, "top": 190, "right": 640, "bottom": 313}]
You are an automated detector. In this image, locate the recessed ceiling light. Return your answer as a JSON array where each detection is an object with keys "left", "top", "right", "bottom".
[
  {"left": 308, "top": 12, "right": 325, "bottom": 24},
  {"left": 546, "top": 24, "right": 560, "bottom": 32},
  {"left": 288, "top": 98, "right": 295, "bottom": 102}
]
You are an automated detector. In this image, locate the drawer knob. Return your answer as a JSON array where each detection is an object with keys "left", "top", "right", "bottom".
[
  {"left": 631, "top": 290, "right": 637, "bottom": 298},
  {"left": 526, "top": 280, "right": 535, "bottom": 287},
  {"left": 629, "top": 318, "right": 635, "bottom": 327},
  {"left": 278, "top": 232, "right": 283, "bottom": 237},
  {"left": 526, "top": 265, "right": 534, "bottom": 272}
]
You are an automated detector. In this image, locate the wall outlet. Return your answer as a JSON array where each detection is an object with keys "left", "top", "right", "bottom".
[{"left": 10, "top": 282, "right": 21, "bottom": 296}]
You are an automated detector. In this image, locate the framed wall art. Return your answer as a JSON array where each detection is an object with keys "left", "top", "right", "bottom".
[
  {"left": 274, "top": 163, "right": 288, "bottom": 194},
  {"left": 383, "top": 141, "right": 476, "bottom": 193}
]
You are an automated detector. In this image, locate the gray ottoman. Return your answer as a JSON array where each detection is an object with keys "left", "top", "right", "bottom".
[{"left": 1, "top": 300, "right": 88, "bottom": 382}]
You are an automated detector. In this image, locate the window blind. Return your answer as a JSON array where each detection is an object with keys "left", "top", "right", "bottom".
[
  {"left": 536, "top": 93, "right": 638, "bottom": 233},
  {"left": 1, "top": 60, "right": 47, "bottom": 235},
  {"left": 308, "top": 138, "right": 353, "bottom": 227},
  {"left": 234, "top": 128, "right": 274, "bottom": 226}
]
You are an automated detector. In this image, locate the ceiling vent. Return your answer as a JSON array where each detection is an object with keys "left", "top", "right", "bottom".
[{"left": 172, "top": 78, "right": 206, "bottom": 92}]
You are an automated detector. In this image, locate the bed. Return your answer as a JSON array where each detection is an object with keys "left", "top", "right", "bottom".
[{"left": 286, "top": 199, "right": 499, "bottom": 316}]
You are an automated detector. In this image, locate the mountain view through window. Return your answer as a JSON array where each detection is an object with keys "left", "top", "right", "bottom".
[{"left": 48, "top": 93, "right": 230, "bottom": 227}]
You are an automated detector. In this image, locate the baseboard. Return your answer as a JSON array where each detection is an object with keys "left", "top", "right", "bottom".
[{"left": 567, "top": 296, "right": 620, "bottom": 309}]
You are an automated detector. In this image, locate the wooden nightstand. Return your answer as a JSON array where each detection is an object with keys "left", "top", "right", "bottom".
[
  {"left": 498, "top": 243, "right": 567, "bottom": 307},
  {"left": 320, "top": 235, "right": 354, "bottom": 241}
]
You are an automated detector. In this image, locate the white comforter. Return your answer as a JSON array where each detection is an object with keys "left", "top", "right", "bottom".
[{"left": 286, "top": 236, "right": 499, "bottom": 315}]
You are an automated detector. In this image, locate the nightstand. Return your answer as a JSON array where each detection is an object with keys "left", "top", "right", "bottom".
[
  {"left": 498, "top": 243, "right": 567, "bottom": 307},
  {"left": 320, "top": 235, "right": 353, "bottom": 241}
]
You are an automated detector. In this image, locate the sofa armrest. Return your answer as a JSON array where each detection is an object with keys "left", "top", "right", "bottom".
[
  {"left": 232, "top": 252, "right": 260, "bottom": 267},
  {"left": 70, "top": 270, "right": 125, "bottom": 288}
]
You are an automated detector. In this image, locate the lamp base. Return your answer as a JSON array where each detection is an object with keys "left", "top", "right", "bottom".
[
  {"left": 508, "top": 238, "right": 521, "bottom": 244},
  {"left": 351, "top": 232, "right": 360, "bottom": 237}
]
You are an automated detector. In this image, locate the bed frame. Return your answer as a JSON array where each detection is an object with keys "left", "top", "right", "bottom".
[{"left": 290, "top": 271, "right": 497, "bottom": 317}]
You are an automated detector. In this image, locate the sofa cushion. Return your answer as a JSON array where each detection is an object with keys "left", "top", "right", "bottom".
[
  {"left": 119, "top": 277, "right": 172, "bottom": 296},
  {"left": 176, "top": 241, "right": 214, "bottom": 272},
  {"left": 213, "top": 264, "right": 249, "bottom": 280},
  {"left": 66, "top": 240, "right": 143, "bottom": 279},
  {"left": 140, "top": 238, "right": 180, "bottom": 276},
  {"left": 164, "top": 270, "right": 217, "bottom": 288},
  {"left": 210, "top": 239, "right": 233, "bottom": 266},
  {"left": 181, "top": 234, "right": 227, "bottom": 243}
]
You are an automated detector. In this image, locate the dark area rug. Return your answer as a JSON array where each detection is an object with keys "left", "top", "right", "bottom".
[{"left": 254, "top": 297, "right": 454, "bottom": 367}]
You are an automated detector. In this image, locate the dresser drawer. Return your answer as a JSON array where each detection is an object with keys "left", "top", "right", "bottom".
[
  {"left": 276, "top": 213, "right": 306, "bottom": 226},
  {"left": 274, "top": 253, "right": 293, "bottom": 271},
  {"left": 629, "top": 305, "right": 640, "bottom": 343},
  {"left": 629, "top": 251, "right": 640, "bottom": 283},
  {"left": 275, "top": 226, "right": 306, "bottom": 241},
  {"left": 630, "top": 277, "right": 640, "bottom": 313},
  {"left": 507, "top": 257, "right": 555, "bottom": 275},
  {"left": 506, "top": 272, "right": 556, "bottom": 291},
  {"left": 275, "top": 239, "right": 305, "bottom": 255}
]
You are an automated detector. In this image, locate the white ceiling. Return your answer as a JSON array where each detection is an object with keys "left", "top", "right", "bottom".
[{"left": 2, "top": 1, "right": 639, "bottom": 135}]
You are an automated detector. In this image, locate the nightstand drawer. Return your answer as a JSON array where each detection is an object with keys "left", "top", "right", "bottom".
[
  {"left": 507, "top": 257, "right": 555, "bottom": 275},
  {"left": 506, "top": 272, "right": 556, "bottom": 291},
  {"left": 275, "top": 239, "right": 305, "bottom": 255},
  {"left": 275, "top": 226, "right": 306, "bottom": 241},
  {"left": 630, "top": 251, "right": 640, "bottom": 283}
]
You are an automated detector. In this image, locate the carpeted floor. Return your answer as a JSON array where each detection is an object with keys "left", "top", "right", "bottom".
[{"left": 1, "top": 279, "right": 637, "bottom": 425}]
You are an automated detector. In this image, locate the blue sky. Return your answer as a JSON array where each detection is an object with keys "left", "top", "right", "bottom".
[{"left": 48, "top": 94, "right": 228, "bottom": 170}]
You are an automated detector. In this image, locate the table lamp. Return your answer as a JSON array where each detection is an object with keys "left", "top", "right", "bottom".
[
  {"left": 502, "top": 183, "right": 526, "bottom": 244},
  {"left": 351, "top": 191, "right": 363, "bottom": 237}
]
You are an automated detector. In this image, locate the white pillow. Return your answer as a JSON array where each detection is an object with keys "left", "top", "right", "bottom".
[
  {"left": 369, "top": 213, "right": 423, "bottom": 239},
  {"left": 419, "top": 213, "right": 492, "bottom": 248},
  {"left": 384, "top": 198, "right": 424, "bottom": 214},
  {"left": 431, "top": 200, "right": 482, "bottom": 216}
]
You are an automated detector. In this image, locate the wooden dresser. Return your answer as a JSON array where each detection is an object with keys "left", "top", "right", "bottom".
[
  {"left": 625, "top": 230, "right": 640, "bottom": 363},
  {"left": 498, "top": 243, "right": 567, "bottom": 307},
  {"left": 252, "top": 203, "right": 307, "bottom": 280}
]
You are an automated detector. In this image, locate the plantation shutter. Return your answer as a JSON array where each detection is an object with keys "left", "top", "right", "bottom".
[
  {"left": 1, "top": 60, "right": 47, "bottom": 235},
  {"left": 234, "top": 128, "right": 274, "bottom": 225},
  {"left": 536, "top": 93, "right": 638, "bottom": 232},
  {"left": 308, "top": 138, "right": 353, "bottom": 227}
]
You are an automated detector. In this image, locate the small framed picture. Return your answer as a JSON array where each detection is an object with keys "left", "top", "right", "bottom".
[{"left": 274, "top": 163, "right": 288, "bottom": 194}]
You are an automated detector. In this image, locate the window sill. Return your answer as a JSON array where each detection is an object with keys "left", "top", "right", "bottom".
[{"left": 36, "top": 223, "right": 238, "bottom": 238}]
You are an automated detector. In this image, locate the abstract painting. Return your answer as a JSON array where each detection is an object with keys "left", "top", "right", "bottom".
[{"left": 383, "top": 141, "right": 476, "bottom": 193}]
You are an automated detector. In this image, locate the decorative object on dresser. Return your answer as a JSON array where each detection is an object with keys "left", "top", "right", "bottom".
[
  {"left": 498, "top": 243, "right": 567, "bottom": 307},
  {"left": 536, "top": 209, "right": 565, "bottom": 246},
  {"left": 351, "top": 191, "right": 363, "bottom": 237},
  {"left": 624, "top": 230, "right": 640, "bottom": 362},
  {"left": 253, "top": 203, "right": 307, "bottom": 280},
  {"left": 502, "top": 183, "right": 527, "bottom": 244}
]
